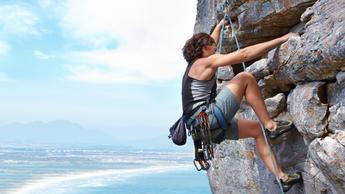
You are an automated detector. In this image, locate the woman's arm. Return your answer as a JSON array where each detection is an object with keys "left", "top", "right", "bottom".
[
  {"left": 208, "top": 32, "right": 295, "bottom": 68},
  {"left": 210, "top": 20, "right": 224, "bottom": 45}
]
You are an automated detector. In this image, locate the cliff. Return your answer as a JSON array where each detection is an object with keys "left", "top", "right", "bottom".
[{"left": 193, "top": 0, "right": 345, "bottom": 193}]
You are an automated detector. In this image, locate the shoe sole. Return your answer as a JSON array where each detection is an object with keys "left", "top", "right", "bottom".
[{"left": 270, "top": 120, "right": 294, "bottom": 140}]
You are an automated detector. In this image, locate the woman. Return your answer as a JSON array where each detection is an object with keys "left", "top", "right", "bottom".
[{"left": 181, "top": 20, "right": 301, "bottom": 192}]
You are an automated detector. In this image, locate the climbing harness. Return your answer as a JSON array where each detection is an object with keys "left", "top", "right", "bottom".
[
  {"left": 187, "top": 106, "right": 214, "bottom": 171},
  {"left": 187, "top": 102, "right": 232, "bottom": 171},
  {"left": 218, "top": 0, "right": 285, "bottom": 193}
]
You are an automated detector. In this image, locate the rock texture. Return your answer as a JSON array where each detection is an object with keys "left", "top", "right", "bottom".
[
  {"left": 308, "top": 131, "right": 345, "bottom": 193},
  {"left": 269, "top": 0, "right": 345, "bottom": 84},
  {"left": 207, "top": 140, "right": 273, "bottom": 194},
  {"left": 194, "top": 0, "right": 345, "bottom": 193},
  {"left": 328, "top": 72, "right": 345, "bottom": 133},
  {"left": 288, "top": 82, "right": 328, "bottom": 141}
]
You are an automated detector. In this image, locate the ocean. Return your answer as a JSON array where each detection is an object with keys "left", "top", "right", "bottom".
[{"left": 0, "top": 146, "right": 211, "bottom": 194}]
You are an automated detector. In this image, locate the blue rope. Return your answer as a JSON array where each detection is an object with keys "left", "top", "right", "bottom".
[
  {"left": 216, "top": 18, "right": 225, "bottom": 53},
  {"left": 226, "top": 13, "right": 246, "bottom": 72},
  {"left": 260, "top": 124, "right": 285, "bottom": 194}
]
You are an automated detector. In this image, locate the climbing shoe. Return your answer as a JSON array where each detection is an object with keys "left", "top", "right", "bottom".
[
  {"left": 270, "top": 120, "right": 294, "bottom": 140},
  {"left": 280, "top": 172, "right": 302, "bottom": 192}
]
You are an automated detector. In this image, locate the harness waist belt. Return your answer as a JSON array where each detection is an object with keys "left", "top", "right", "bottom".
[{"left": 187, "top": 106, "right": 209, "bottom": 126}]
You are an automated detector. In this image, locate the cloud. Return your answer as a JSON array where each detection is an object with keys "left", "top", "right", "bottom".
[
  {"left": 0, "top": 5, "right": 40, "bottom": 36},
  {"left": 0, "top": 41, "right": 9, "bottom": 56},
  {"left": 66, "top": 64, "right": 138, "bottom": 84},
  {"left": 34, "top": 50, "right": 55, "bottom": 60},
  {"left": 65, "top": 47, "right": 187, "bottom": 84},
  {"left": 0, "top": 73, "right": 9, "bottom": 82},
  {"left": 59, "top": 0, "right": 196, "bottom": 84}
]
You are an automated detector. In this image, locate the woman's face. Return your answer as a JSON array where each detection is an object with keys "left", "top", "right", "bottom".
[{"left": 203, "top": 42, "right": 217, "bottom": 56}]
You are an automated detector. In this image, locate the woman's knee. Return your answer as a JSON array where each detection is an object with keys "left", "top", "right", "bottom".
[
  {"left": 225, "top": 72, "right": 255, "bottom": 89},
  {"left": 238, "top": 120, "right": 262, "bottom": 138},
  {"left": 253, "top": 123, "right": 264, "bottom": 138},
  {"left": 236, "top": 72, "right": 256, "bottom": 82}
]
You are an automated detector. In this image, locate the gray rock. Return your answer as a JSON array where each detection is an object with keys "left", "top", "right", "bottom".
[
  {"left": 235, "top": 93, "right": 286, "bottom": 121},
  {"left": 270, "top": 125, "right": 307, "bottom": 193},
  {"left": 300, "top": 7, "right": 314, "bottom": 22},
  {"left": 258, "top": 79, "right": 277, "bottom": 99},
  {"left": 194, "top": 0, "right": 219, "bottom": 34},
  {"left": 303, "top": 158, "right": 337, "bottom": 194},
  {"left": 269, "top": 0, "right": 345, "bottom": 84},
  {"left": 258, "top": 75, "right": 293, "bottom": 99},
  {"left": 336, "top": 71, "right": 345, "bottom": 84},
  {"left": 235, "top": 100, "right": 258, "bottom": 121},
  {"left": 245, "top": 58, "right": 270, "bottom": 81},
  {"left": 328, "top": 72, "right": 345, "bottom": 106},
  {"left": 221, "top": 0, "right": 316, "bottom": 52},
  {"left": 195, "top": 0, "right": 316, "bottom": 51},
  {"left": 287, "top": 82, "right": 328, "bottom": 141},
  {"left": 217, "top": 66, "right": 235, "bottom": 81},
  {"left": 329, "top": 105, "right": 345, "bottom": 133},
  {"left": 207, "top": 139, "right": 280, "bottom": 194},
  {"left": 274, "top": 111, "right": 293, "bottom": 123},
  {"left": 328, "top": 71, "right": 345, "bottom": 133},
  {"left": 268, "top": 35, "right": 302, "bottom": 82},
  {"left": 309, "top": 131, "right": 345, "bottom": 193},
  {"left": 265, "top": 93, "right": 286, "bottom": 118}
]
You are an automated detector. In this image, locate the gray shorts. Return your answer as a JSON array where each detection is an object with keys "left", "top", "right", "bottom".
[{"left": 208, "top": 87, "right": 240, "bottom": 143}]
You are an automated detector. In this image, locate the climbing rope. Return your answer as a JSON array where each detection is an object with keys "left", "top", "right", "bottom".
[
  {"left": 217, "top": 0, "right": 246, "bottom": 72},
  {"left": 260, "top": 124, "right": 285, "bottom": 194},
  {"left": 218, "top": 0, "right": 285, "bottom": 193}
]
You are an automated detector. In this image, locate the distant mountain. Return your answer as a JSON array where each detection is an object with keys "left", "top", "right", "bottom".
[{"left": 0, "top": 120, "right": 117, "bottom": 146}]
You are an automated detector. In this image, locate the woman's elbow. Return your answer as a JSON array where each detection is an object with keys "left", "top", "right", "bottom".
[{"left": 238, "top": 49, "right": 249, "bottom": 62}]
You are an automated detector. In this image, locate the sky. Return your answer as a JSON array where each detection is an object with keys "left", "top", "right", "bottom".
[{"left": 0, "top": 0, "right": 197, "bottom": 143}]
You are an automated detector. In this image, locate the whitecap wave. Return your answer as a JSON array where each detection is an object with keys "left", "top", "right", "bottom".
[{"left": 6, "top": 164, "right": 192, "bottom": 194}]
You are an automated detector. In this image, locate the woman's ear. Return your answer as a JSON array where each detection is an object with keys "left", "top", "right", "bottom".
[{"left": 201, "top": 46, "right": 208, "bottom": 57}]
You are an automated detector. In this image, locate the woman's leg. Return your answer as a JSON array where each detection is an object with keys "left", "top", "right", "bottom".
[
  {"left": 225, "top": 72, "right": 276, "bottom": 131},
  {"left": 237, "top": 119, "right": 288, "bottom": 180}
]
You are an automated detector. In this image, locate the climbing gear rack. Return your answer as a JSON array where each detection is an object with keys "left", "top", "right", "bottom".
[{"left": 187, "top": 107, "right": 214, "bottom": 171}]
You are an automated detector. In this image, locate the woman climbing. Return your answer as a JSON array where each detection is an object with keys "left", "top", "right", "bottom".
[{"left": 181, "top": 20, "right": 302, "bottom": 192}]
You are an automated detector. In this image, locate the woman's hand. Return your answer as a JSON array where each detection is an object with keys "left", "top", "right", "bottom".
[
  {"left": 217, "top": 18, "right": 225, "bottom": 26},
  {"left": 218, "top": 18, "right": 230, "bottom": 27},
  {"left": 280, "top": 32, "right": 298, "bottom": 43}
]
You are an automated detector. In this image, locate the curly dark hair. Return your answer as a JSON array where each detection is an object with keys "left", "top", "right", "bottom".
[{"left": 182, "top": 32, "right": 215, "bottom": 64}]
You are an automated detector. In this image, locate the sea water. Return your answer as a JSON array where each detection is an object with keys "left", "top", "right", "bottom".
[{"left": 0, "top": 146, "right": 211, "bottom": 194}]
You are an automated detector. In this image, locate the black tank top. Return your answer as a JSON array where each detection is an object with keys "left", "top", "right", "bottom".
[{"left": 182, "top": 64, "right": 217, "bottom": 117}]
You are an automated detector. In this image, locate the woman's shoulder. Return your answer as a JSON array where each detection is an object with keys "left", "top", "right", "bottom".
[{"left": 192, "top": 56, "right": 212, "bottom": 66}]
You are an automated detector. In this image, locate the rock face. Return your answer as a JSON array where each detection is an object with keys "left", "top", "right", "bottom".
[
  {"left": 193, "top": 0, "right": 345, "bottom": 193},
  {"left": 207, "top": 140, "right": 274, "bottom": 194},
  {"left": 328, "top": 72, "right": 345, "bottom": 133},
  {"left": 270, "top": 0, "right": 345, "bottom": 84},
  {"left": 288, "top": 82, "right": 328, "bottom": 141},
  {"left": 308, "top": 131, "right": 345, "bottom": 193}
]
